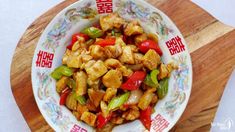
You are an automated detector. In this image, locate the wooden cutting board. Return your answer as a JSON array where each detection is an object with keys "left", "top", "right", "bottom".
[{"left": 10, "top": 0, "right": 235, "bottom": 131}]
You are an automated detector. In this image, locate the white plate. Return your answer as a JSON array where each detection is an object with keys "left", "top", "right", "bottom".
[{"left": 31, "top": 0, "right": 192, "bottom": 131}]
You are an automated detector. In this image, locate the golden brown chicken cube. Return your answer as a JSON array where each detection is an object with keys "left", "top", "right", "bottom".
[
  {"left": 66, "top": 93, "right": 77, "bottom": 110},
  {"left": 67, "top": 54, "right": 82, "bottom": 68},
  {"left": 62, "top": 49, "right": 72, "bottom": 65},
  {"left": 56, "top": 76, "right": 69, "bottom": 93},
  {"left": 102, "top": 69, "right": 122, "bottom": 88},
  {"left": 134, "top": 33, "right": 147, "bottom": 44},
  {"left": 103, "top": 87, "right": 117, "bottom": 102},
  {"left": 104, "top": 58, "right": 122, "bottom": 69},
  {"left": 158, "top": 63, "right": 174, "bottom": 80},
  {"left": 104, "top": 43, "right": 123, "bottom": 58},
  {"left": 128, "top": 45, "right": 138, "bottom": 52},
  {"left": 115, "top": 37, "right": 126, "bottom": 47},
  {"left": 74, "top": 71, "right": 87, "bottom": 95},
  {"left": 119, "top": 46, "right": 135, "bottom": 64},
  {"left": 117, "top": 66, "right": 133, "bottom": 77},
  {"left": 133, "top": 53, "right": 144, "bottom": 64},
  {"left": 87, "top": 78, "right": 100, "bottom": 90},
  {"left": 88, "top": 89, "right": 105, "bottom": 107},
  {"left": 85, "top": 60, "right": 108, "bottom": 81},
  {"left": 124, "top": 20, "right": 144, "bottom": 36},
  {"left": 100, "top": 13, "right": 125, "bottom": 32},
  {"left": 81, "top": 54, "right": 93, "bottom": 63},
  {"left": 81, "top": 111, "right": 97, "bottom": 127},
  {"left": 89, "top": 45, "right": 106, "bottom": 60},
  {"left": 142, "top": 49, "right": 161, "bottom": 70},
  {"left": 75, "top": 104, "right": 89, "bottom": 120}
]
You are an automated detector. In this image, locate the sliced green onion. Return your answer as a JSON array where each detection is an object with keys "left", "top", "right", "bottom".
[
  {"left": 108, "top": 92, "right": 130, "bottom": 111},
  {"left": 50, "top": 65, "right": 73, "bottom": 80},
  {"left": 82, "top": 27, "right": 103, "bottom": 39}
]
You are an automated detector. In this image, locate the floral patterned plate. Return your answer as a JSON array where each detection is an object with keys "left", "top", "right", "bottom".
[{"left": 31, "top": 0, "right": 192, "bottom": 131}]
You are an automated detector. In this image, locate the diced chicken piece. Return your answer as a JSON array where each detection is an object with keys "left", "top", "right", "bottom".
[
  {"left": 147, "top": 33, "right": 159, "bottom": 43},
  {"left": 96, "top": 123, "right": 114, "bottom": 132},
  {"left": 56, "top": 76, "right": 69, "bottom": 93},
  {"left": 81, "top": 54, "right": 93, "bottom": 63},
  {"left": 111, "top": 116, "right": 124, "bottom": 125},
  {"left": 81, "top": 111, "right": 97, "bottom": 127},
  {"left": 66, "top": 93, "right": 77, "bottom": 110},
  {"left": 124, "top": 20, "right": 143, "bottom": 36},
  {"left": 158, "top": 63, "right": 173, "bottom": 80},
  {"left": 102, "top": 69, "right": 122, "bottom": 88},
  {"left": 125, "top": 64, "right": 143, "bottom": 71},
  {"left": 88, "top": 89, "right": 105, "bottom": 107},
  {"left": 104, "top": 43, "right": 123, "bottom": 58},
  {"left": 86, "top": 99, "right": 97, "bottom": 112},
  {"left": 142, "top": 49, "right": 161, "bottom": 70},
  {"left": 74, "top": 71, "right": 87, "bottom": 95},
  {"left": 129, "top": 45, "right": 138, "bottom": 52},
  {"left": 134, "top": 33, "right": 147, "bottom": 44},
  {"left": 89, "top": 45, "right": 106, "bottom": 60},
  {"left": 104, "top": 58, "right": 122, "bottom": 69},
  {"left": 82, "top": 60, "right": 96, "bottom": 70},
  {"left": 67, "top": 54, "right": 82, "bottom": 68},
  {"left": 85, "top": 60, "right": 108, "bottom": 81},
  {"left": 134, "top": 53, "right": 144, "bottom": 64},
  {"left": 117, "top": 66, "right": 133, "bottom": 77},
  {"left": 122, "top": 108, "right": 140, "bottom": 121},
  {"left": 119, "top": 46, "right": 135, "bottom": 64},
  {"left": 138, "top": 88, "right": 156, "bottom": 110},
  {"left": 72, "top": 40, "right": 87, "bottom": 51},
  {"left": 103, "top": 87, "right": 117, "bottom": 102},
  {"left": 72, "top": 111, "right": 80, "bottom": 120},
  {"left": 87, "top": 78, "right": 100, "bottom": 90},
  {"left": 62, "top": 49, "right": 72, "bottom": 65},
  {"left": 151, "top": 94, "right": 158, "bottom": 104},
  {"left": 115, "top": 37, "right": 126, "bottom": 47},
  {"left": 75, "top": 103, "right": 88, "bottom": 120},
  {"left": 100, "top": 13, "right": 125, "bottom": 32}
]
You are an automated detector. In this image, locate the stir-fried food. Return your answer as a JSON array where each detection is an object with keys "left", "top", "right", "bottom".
[{"left": 51, "top": 13, "right": 176, "bottom": 131}]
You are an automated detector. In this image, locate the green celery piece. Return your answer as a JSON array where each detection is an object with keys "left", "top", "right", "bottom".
[
  {"left": 50, "top": 71, "right": 62, "bottom": 80},
  {"left": 157, "top": 78, "right": 169, "bottom": 99},
  {"left": 59, "top": 66, "right": 73, "bottom": 76},
  {"left": 150, "top": 69, "right": 159, "bottom": 86},
  {"left": 50, "top": 65, "right": 73, "bottom": 80}
]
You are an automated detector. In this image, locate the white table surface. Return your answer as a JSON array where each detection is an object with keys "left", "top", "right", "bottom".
[
  {"left": 0, "top": 0, "right": 234, "bottom": 132},
  {"left": 0, "top": 0, "right": 62, "bottom": 131}
]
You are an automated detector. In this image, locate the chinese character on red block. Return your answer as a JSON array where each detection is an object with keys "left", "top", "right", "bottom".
[
  {"left": 36, "top": 50, "right": 54, "bottom": 68},
  {"left": 151, "top": 114, "right": 169, "bottom": 132},
  {"left": 70, "top": 125, "right": 87, "bottom": 132},
  {"left": 96, "top": 0, "right": 113, "bottom": 14},
  {"left": 166, "top": 35, "right": 185, "bottom": 55}
]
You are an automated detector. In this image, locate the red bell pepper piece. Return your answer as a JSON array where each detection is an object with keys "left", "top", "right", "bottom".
[
  {"left": 59, "top": 87, "right": 71, "bottom": 105},
  {"left": 140, "top": 106, "right": 152, "bottom": 130},
  {"left": 67, "top": 33, "right": 89, "bottom": 50},
  {"left": 95, "top": 38, "right": 116, "bottom": 47},
  {"left": 121, "top": 71, "right": 146, "bottom": 90},
  {"left": 138, "top": 40, "right": 163, "bottom": 56},
  {"left": 97, "top": 113, "right": 112, "bottom": 128}
]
